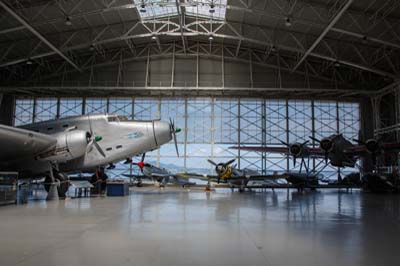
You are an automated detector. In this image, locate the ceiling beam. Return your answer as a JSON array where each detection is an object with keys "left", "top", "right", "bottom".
[
  {"left": 0, "top": 0, "right": 81, "bottom": 72},
  {"left": 0, "top": 19, "right": 395, "bottom": 79},
  {"left": 226, "top": 4, "right": 400, "bottom": 51},
  {"left": 292, "top": 0, "right": 354, "bottom": 72}
]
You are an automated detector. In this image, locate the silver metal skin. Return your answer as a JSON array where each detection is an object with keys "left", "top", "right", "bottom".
[{"left": 0, "top": 114, "right": 173, "bottom": 178}]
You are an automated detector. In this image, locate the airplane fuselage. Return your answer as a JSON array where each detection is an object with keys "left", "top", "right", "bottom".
[{"left": 1, "top": 114, "right": 172, "bottom": 178}]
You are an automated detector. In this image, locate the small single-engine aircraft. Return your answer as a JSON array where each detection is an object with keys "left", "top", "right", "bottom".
[
  {"left": 122, "top": 154, "right": 195, "bottom": 187},
  {"left": 0, "top": 114, "right": 180, "bottom": 199},
  {"left": 230, "top": 134, "right": 400, "bottom": 168},
  {"left": 178, "top": 158, "right": 285, "bottom": 192}
]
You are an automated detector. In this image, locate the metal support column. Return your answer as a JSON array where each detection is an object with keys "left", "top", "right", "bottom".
[
  {"left": 184, "top": 97, "right": 188, "bottom": 171},
  {"left": 285, "top": 99, "right": 289, "bottom": 171},
  {"left": 211, "top": 97, "right": 215, "bottom": 161},
  {"left": 221, "top": 45, "right": 225, "bottom": 88},
  {"left": 145, "top": 48, "right": 150, "bottom": 87},
  {"left": 32, "top": 97, "right": 37, "bottom": 123},
  {"left": 237, "top": 98, "right": 241, "bottom": 169},
  {"left": 196, "top": 42, "right": 199, "bottom": 88},
  {"left": 261, "top": 99, "right": 267, "bottom": 174}
]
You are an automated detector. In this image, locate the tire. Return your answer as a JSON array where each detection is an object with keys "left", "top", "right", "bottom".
[
  {"left": 44, "top": 175, "right": 52, "bottom": 193},
  {"left": 56, "top": 172, "right": 70, "bottom": 198}
]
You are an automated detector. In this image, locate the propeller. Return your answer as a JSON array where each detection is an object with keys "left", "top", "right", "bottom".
[
  {"left": 169, "top": 118, "right": 180, "bottom": 158},
  {"left": 224, "top": 158, "right": 236, "bottom": 166},
  {"left": 280, "top": 140, "right": 309, "bottom": 167},
  {"left": 309, "top": 136, "right": 333, "bottom": 164},
  {"left": 132, "top": 153, "right": 151, "bottom": 172},
  {"left": 207, "top": 159, "right": 217, "bottom": 166},
  {"left": 207, "top": 158, "right": 235, "bottom": 184},
  {"left": 87, "top": 115, "right": 106, "bottom": 158},
  {"left": 353, "top": 138, "right": 381, "bottom": 166}
]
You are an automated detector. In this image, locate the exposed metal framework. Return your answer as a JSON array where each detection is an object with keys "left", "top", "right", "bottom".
[
  {"left": 0, "top": 0, "right": 81, "bottom": 72},
  {"left": 14, "top": 96, "right": 360, "bottom": 179},
  {"left": 0, "top": 42, "right": 381, "bottom": 99},
  {"left": 0, "top": 0, "right": 398, "bottom": 97}
]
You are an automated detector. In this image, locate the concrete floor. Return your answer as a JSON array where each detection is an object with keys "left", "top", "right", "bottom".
[{"left": 1, "top": 188, "right": 400, "bottom": 266}]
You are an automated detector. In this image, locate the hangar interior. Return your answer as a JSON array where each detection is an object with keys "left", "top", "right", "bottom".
[{"left": 1, "top": 0, "right": 400, "bottom": 266}]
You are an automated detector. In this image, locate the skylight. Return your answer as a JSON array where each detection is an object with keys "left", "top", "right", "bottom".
[
  {"left": 134, "top": 0, "right": 178, "bottom": 19},
  {"left": 185, "top": 0, "right": 227, "bottom": 20},
  {"left": 134, "top": 0, "right": 227, "bottom": 20}
]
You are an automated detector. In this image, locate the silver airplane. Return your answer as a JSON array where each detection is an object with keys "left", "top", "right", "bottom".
[
  {"left": 0, "top": 114, "right": 180, "bottom": 198},
  {"left": 122, "top": 155, "right": 195, "bottom": 187}
]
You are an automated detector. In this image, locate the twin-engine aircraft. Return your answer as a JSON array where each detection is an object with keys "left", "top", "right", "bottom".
[
  {"left": 230, "top": 134, "right": 400, "bottom": 168},
  {"left": 0, "top": 114, "right": 180, "bottom": 198}
]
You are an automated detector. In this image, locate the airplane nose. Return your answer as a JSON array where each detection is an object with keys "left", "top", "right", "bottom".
[{"left": 154, "top": 121, "right": 172, "bottom": 146}]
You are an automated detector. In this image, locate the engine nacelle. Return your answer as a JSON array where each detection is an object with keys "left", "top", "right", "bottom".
[
  {"left": 320, "top": 138, "right": 334, "bottom": 153},
  {"left": 289, "top": 143, "right": 303, "bottom": 157},
  {"left": 365, "top": 139, "right": 381, "bottom": 154},
  {"left": 38, "top": 130, "right": 90, "bottom": 162}
]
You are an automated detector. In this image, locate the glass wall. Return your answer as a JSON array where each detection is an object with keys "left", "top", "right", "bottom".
[{"left": 13, "top": 97, "right": 360, "bottom": 179}]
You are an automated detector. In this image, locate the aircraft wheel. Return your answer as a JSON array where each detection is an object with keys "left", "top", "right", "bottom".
[
  {"left": 56, "top": 172, "right": 70, "bottom": 198},
  {"left": 44, "top": 175, "right": 52, "bottom": 192}
]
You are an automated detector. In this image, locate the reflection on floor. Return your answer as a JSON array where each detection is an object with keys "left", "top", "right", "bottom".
[{"left": 1, "top": 188, "right": 400, "bottom": 266}]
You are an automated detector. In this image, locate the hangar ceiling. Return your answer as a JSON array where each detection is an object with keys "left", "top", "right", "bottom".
[{"left": 0, "top": 0, "right": 399, "bottom": 98}]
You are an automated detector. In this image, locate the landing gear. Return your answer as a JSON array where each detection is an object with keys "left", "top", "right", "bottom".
[{"left": 44, "top": 169, "right": 70, "bottom": 199}]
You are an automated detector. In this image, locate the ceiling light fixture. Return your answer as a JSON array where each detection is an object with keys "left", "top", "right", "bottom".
[
  {"left": 208, "top": 35, "right": 214, "bottom": 41},
  {"left": 285, "top": 17, "right": 292, "bottom": 27},
  {"left": 151, "top": 35, "right": 157, "bottom": 40},
  {"left": 65, "top": 16, "right": 72, "bottom": 26},
  {"left": 26, "top": 58, "right": 33, "bottom": 65},
  {"left": 362, "top": 36, "right": 368, "bottom": 44},
  {"left": 89, "top": 44, "right": 95, "bottom": 51},
  {"left": 140, "top": 3, "right": 146, "bottom": 13},
  {"left": 334, "top": 61, "right": 341, "bottom": 67},
  {"left": 209, "top": 1, "right": 215, "bottom": 13}
]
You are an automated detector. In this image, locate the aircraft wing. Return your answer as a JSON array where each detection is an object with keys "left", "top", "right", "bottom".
[
  {"left": 230, "top": 146, "right": 325, "bottom": 157},
  {"left": 175, "top": 173, "right": 217, "bottom": 182},
  {"left": 229, "top": 146, "right": 288, "bottom": 153},
  {"left": 344, "top": 142, "right": 400, "bottom": 156},
  {"left": 0, "top": 124, "right": 57, "bottom": 161},
  {"left": 382, "top": 142, "right": 400, "bottom": 150}
]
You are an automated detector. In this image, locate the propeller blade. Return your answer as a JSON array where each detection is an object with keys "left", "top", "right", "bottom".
[
  {"left": 207, "top": 159, "right": 217, "bottom": 166},
  {"left": 172, "top": 126, "right": 179, "bottom": 158},
  {"left": 293, "top": 156, "right": 296, "bottom": 167},
  {"left": 301, "top": 140, "right": 309, "bottom": 146},
  {"left": 93, "top": 141, "right": 106, "bottom": 158},
  {"left": 224, "top": 159, "right": 236, "bottom": 166},
  {"left": 352, "top": 138, "right": 365, "bottom": 145},
  {"left": 141, "top": 153, "right": 146, "bottom": 162},
  {"left": 169, "top": 118, "right": 180, "bottom": 157},
  {"left": 280, "top": 140, "right": 289, "bottom": 146}
]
